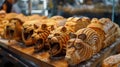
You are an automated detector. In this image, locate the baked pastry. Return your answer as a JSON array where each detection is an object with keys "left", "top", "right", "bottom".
[
  {"left": 65, "top": 17, "right": 90, "bottom": 32},
  {"left": 75, "top": 28, "right": 102, "bottom": 53},
  {"left": 87, "top": 18, "right": 105, "bottom": 48},
  {"left": 3, "top": 18, "right": 24, "bottom": 41},
  {"left": 22, "top": 20, "right": 43, "bottom": 46},
  {"left": 102, "top": 54, "right": 120, "bottom": 67},
  {"left": 45, "top": 16, "right": 66, "bottom": 31},
  {"left": 65, "top": 35, "right": 94, "bottom": 65},
  {"left": 31, "top": 24, "right": 50, "bottom": 52},
  {"left": 28, "top": 14, "right": 47, "bottom": 21},
  {"left": 48, "top": 26, "right": 73, "bottom": 57},
  {"left": 0, "top": 12, "right": 18, "bottom": 36},
  {"left": 65, "top": 18, "right": 120, "bottom": 65},
  {"left": 87, "top": 18, "right": 120, "bottom": 48},
  {"left": 0, "top": 10, "right": 7, "bottom": 36},
  {"left": 50, "top": 15, "right": 66, "bottom": 26}
]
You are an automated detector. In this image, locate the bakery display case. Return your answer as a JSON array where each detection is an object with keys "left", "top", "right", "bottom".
[
  {"left": 0, "top": 0, "right": 120, "bottom": 67},
  {"left": 17, "top": 0, "right": 48, "bottom": 16}
]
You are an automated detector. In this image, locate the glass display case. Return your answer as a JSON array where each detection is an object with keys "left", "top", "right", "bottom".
[
  {"left": 0, "top": 0, "right": 119, "bottom": 24},
  {"left": 18, "top": 0, "right": 48, "bottom": 16},
  {"left": 50, "top": 0, "right": 120, "bottom": 25}
]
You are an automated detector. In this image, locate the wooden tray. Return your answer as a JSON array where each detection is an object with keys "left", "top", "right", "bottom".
[{"left": 0, "top": 38, "right": 120, "bottom": 67}]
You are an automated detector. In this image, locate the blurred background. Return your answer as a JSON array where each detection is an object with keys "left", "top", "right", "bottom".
[{"left": 0, "top": 0, "right": 120, "bottom": 25}]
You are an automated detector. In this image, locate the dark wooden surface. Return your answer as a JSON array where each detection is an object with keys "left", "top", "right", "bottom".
[{"left": 0, "top": 38, "right": 120, "bottom": 67}]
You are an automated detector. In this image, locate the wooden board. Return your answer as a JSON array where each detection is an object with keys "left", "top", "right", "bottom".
[
  {"left": 0, "top": 38, "right": 120, "bottom": 67},
  {"left": 0, "top": 39, "right": 68, "bottom": 67}
]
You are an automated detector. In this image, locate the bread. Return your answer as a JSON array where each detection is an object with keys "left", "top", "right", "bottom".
[
  {"left": 75, "top": 28, "right": 102, "bottom": 53},
  {"left": 65, "top": 18, "right": 120, "bottom": 65},
  {"left": 31, "top": 24, "right": 50, "bottom": 52},
  {"left": 22, "top": 20, "right": 43, "bottom": 46},
  {"left": 0, "top": 13, "right": 16, "bottom": 37},
  {"left": 45, "top": 16, "right": 66, "bottom": 31},
  {"left": 87, "top": 18, "right": 105, "bottom": 47},
  {"left": 48, "top": 26, "right": 73, "bottom": 57},
  {"left": 65, "top": 17, "right": 90, "bottom": 32},
  {"left": 65, "top": 38, "right": 94, "bottom": 65},
  {"left": 102, "top": 54, "right": 120, "bottom": 67},
  {"left": 87, "top": 18, "right": 119, "bottom": 48},
  {"left": 28, "top": 14, "right": 47, "bottom": 20},
  {"left": 2, "top": 18, "right": 24, "bottom": 41}
]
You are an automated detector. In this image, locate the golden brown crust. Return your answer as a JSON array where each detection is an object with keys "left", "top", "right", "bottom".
[
  {"left": 103, "top": 54, "right": 120, "bottom": 67},
  {"left": 48, "top": 26, "right": 73, "bottom": 57},
  {"left": 65, "top": 17, "right": 90, "bottom": 32}
]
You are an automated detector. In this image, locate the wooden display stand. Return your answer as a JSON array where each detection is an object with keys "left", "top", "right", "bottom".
[{"left": 0, "top": 38, "right": 120, "bottom": 67}]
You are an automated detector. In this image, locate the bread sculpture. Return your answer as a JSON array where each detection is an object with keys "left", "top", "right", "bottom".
[
  {"left": 0, "top": 10, "right": 6, "bottom": 35},
  {"left": 22, "top": 20, "right": 43, "bottom": 46},
  {"left": 47, "top": 17, "right": 90, "bottom": 58},
  {"left": 31, "top": 24, "right": 50, "bottom": 52},
  {"left": 65, "top": 18, "right": 120, "bottom": 65},
  {"left": 45, "top": 16, "right": 66, "bottom": 31},
  {"left": 50, "top": 16, "right": 67, "bottom": 26},
  {"left": 102, "top": 54, "right": 120, "bottom": 67},
  {"left": 65, "top": 17, "right": 90, "bottom": 32},
  {"left": 87, "top": 18, "right": 120, "bottom": 48},
  {"left": 65, "top": 28, "right": 99, "bottom": 65},
  {"left": 1, "top": 13, "right": 120, "bottom": 66},
  {"left": 0, "top": 12, "right": 19, "bottom": 36},
  {"left": 22, "top": 16, "right": 65, "bottom": 46},
  {"left": 3, "top": 14, "right": 24, "bottom": 41},
  {"left": 48, "top": 26, "right": 73, "bottom": 57},
  {"left": 24, "top": 16, "right": 66, "bottom": 52}
]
